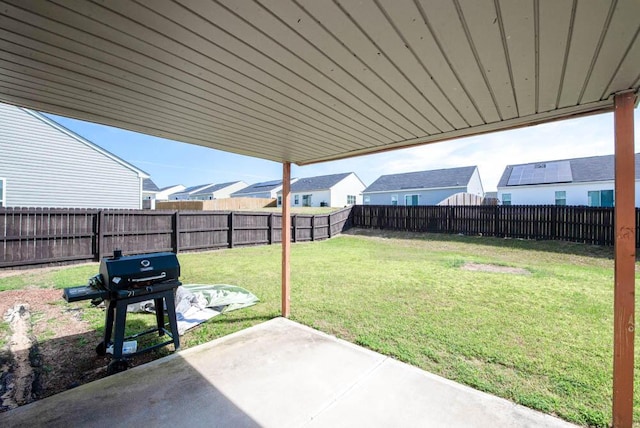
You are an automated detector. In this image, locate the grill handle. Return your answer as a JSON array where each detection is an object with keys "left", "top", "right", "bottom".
[{"left": 129, "top": 272, "right": 167, "bottom": 283}]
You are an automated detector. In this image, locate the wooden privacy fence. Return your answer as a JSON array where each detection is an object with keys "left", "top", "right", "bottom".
[
  {"left": 351, "top": 205, "right": 630, "bottom": 247},
  {"left": 0, "top": 207, "right": 352, "bottom": 268},
  {"left": 155, "top": 197, "right": 276, "bottom": 211}
]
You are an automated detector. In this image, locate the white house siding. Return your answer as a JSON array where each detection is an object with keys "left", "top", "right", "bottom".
[
  {"left": 233, "top": 190, "right": 277, "bottom": 198},
  {"left": 497, "top": 180, "right": 640, "bottom": 206},
  {"left": 467, "top": 168, "right": 485, "bottom": 196},
  {"left": 156, "top": 185, "right": 186, "bottom": 201},
  {"left": 329, "top": 173, "right": 365, "bottom": 206},
  {"left": 214, "top": 182, "right": 247, "bottom": 199},
  {"left": 292, "top": 190, "right": 331, "bottom": 207},
  {"left": 0, "top": 104, "right": 143, "bottom": 208},
  {"left": 365, "top": 187, "right": 467, "bottom": 205}
]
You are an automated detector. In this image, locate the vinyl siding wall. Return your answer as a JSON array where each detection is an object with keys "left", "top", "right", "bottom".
[
  {"left": 364, "top": 187, "right": 467, "bottom": 205},
  {"left": 0, "top": 103, "right": 142, "bottom": 208},
  {"left": 232, "top": 190, "right": 278, "bottom": 199},
  {"left": 467, "top": 168, "right": 485, "bottom": 196},
  {"left": 329, "top": 174, "right": 365, "bottom": 206},
  {"left": 289, "top": 190, "right": 331, "bottom": 207}
]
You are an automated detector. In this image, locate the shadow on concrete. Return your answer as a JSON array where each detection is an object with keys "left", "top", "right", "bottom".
[
  {"left": 0, "top": 347, "right": 261, "bottom": 427},
  {"left": 0, "top": 317, "right": 178, "bottom": 412}
]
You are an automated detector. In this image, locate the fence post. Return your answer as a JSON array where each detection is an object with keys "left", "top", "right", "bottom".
[
  {"left": 228, "top": 212, "right": 234, "bottom": 248},
  {"left": 172, "top": 211, "right": 180, "bottom": 253},
  {"left": 448, "top": 206, "right": 454, "bottom": 234},
  {"left": 97, "top": 210, "right": 104, "bottom": 260},
  {"left": 292, "top": 215, "right": 297, "bottom": 242},
  {"left": 551, "top": 206, "right": 557, "bottom": 241},
  {"left": 311, "top": 215, "right": 315, "bottom": 241},
  {"left": 328, "top": 213, "right": 332, "bottom": 238},
  {"left": 268, "top": 213, "right": 273, "bottom": 245}
]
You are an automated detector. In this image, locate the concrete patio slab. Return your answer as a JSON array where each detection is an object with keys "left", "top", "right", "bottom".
[{"left": 0, "top": 317, "right": 577, "bottom": 427}]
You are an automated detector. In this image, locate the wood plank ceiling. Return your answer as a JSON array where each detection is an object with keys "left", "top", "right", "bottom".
[{"left": 0, "top": 0, "right": 638, "bottom": 165}]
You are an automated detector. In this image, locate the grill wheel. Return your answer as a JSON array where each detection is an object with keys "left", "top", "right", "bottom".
[{"left": 96, "top": 341, "right": 106, "bottom": 357}]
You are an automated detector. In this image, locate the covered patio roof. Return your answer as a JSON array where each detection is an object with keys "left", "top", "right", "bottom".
[
  {"left": 0, "top": 0, "right": 638, "bottom": 165},
  {"left": 0, "top": 1, "right": 638, "bottom": 427}
]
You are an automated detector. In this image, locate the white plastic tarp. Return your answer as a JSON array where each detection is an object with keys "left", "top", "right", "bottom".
[{"left": 127, "top": 284, "right": 259, "bottom": 335}]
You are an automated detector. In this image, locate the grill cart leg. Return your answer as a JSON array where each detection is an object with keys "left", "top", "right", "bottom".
[
  {"left": 154, "top": 297, "right": 165, "bottom": 337},
  {"left": 112, "top": 299, "right": 129, "bottom": 360},
  {"left": 100, "top": 287, "right": 181, "bottom": 375},
  {"left": 164, "top": 290, "right": 180, "bottom": 351},
  {"left": 96, "top": 299, "right": 117, "bottom": 357}
]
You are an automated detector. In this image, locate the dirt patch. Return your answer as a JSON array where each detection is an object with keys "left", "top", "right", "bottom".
[
  {"left": 2, "top": 304, "right": 35, "bottom": 409},
  {"left": 0, "top": 288, "right": 160, "bottom": 412},
  {"left": 461, "top": 262, "right": 530, "bottom": 275}
]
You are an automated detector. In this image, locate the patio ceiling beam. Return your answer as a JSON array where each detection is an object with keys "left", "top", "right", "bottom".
[
  {"left": 613, "top": 90, "right": 636, "bottom": 428},
  {"left": 281, "top": 162, "right": 291, "bottom": 318}
]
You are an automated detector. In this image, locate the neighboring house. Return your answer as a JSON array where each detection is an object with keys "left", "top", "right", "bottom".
[
  {"left": 189, "top": 181, "right": 247, "bottom": 200},
  {"left": 156, "top": 184, "right": 186, "bottom": 201},
  {"left": 276, "top": 172, "right": 365, "bottom": 208},
  {"left": 169, "top": 184, "right": 212, "bottom": 200},
  {"left": 170, "top": 181, "right": 246, "bottom": 200},
  {"left": 0, "top": 102, "right": 148, "bottom": 209},
  {"left": 231, "top": 179, "right": 298, "bottom": 199},
  {"left": 496, "top": 153, "right": 640, "bottom": 207},
  {"left": 142, "top": 178, "right": 160, "bottom": 209},
  {"left": 363, "top": 166, "right": 484, "bottom": 206}
]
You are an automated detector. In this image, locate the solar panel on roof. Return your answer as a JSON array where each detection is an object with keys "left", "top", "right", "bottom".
[
  {"left": 507, "top": 161, "right": 572, "bottom": 186},
  {"left": 253, "top": 179, "right": 282, "bottom": 188}
]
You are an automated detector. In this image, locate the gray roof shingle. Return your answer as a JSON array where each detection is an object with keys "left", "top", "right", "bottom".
[
  {"left": 143, "top": 178, "right": 160, "bottom": 192},
  {"left": 170, "top": 183, "right": 213, "bottom": 198},
  {"left": 363, "top": 166, "right": 477, "bottom": 192},
  {"left": 289, "top": 173, "right": 352, "bottom": 192},
  {"left": 232, "top": 179, "right": 283, "bottom": 196},
  {"left": 191, "top": 181, "right": 242, "bottom": 196},
  {"left": 497, "top": 153, "right": 640, "bottom": 188}
]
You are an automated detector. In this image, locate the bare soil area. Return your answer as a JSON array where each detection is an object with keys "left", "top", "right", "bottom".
[
  {"left": 461, "top": 262, "right": 530, "bottom": 275},
  {"left": 0, "top": 288, "right": 157, "bottom": 412}
]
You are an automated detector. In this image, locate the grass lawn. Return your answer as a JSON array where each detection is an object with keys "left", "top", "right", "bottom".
[{"left": 1, "top": 230, "right": 635, "bottom": 426}]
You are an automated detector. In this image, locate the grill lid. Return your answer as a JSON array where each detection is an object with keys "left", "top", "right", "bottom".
[{"left": 100, "top": 251, "right": 180, "bottom": 290}]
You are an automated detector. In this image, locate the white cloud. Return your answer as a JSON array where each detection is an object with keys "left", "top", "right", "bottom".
[{"left": 355, "top": 111, "right": 635, "bottom": 191}]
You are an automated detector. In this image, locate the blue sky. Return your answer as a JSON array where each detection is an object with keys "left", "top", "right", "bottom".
[{"left": 47, "top": 109, "right": 639, "bottom": 192}]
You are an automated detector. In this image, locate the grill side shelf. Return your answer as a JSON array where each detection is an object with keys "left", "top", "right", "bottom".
[{"left": 63, "top": 285, "right": 109, "bottom": 303}]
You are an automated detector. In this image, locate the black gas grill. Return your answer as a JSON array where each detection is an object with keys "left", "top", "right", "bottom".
[{"left": 63, "top": 250, "right": 181, "bottom": 375}]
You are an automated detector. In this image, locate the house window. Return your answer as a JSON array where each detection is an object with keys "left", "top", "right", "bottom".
[
  {"left": 502, "top": 193, "right": 511, "bottom": 206},
  {"left": 294, "top": 195, "right": 299, "bottom": 205},
  {"left": 364, "top": 195, "right": 371, "bottom": 205},
  {"left": 404, "top": 194, "right": 419, "bottom": 206},
  {"left": 391, "top": 195, "right": 398, "bottom": 206},
  {"left": 347, "top": 195, "right": 356, "bottom": 205},
  {"left": 302, "top": 194, "right": 312, "bottom": 207},
  {"left": 555, "top": 191, "right": 566, "bottom": 206},
  {"left": 588, "top": 190, "right": 614, "bottom": 207},
  {"left": 0, "top": 178, "right": 4, "bottom": 207},
  {"left": 277, "top": 195, "right": 282, "bottom": 206}
]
